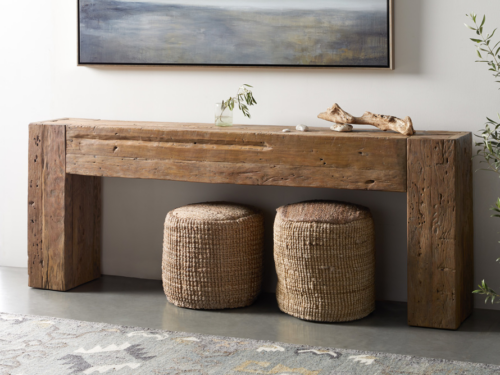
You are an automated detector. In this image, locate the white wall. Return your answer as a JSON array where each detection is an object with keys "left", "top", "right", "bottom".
[
  {"left": 0, "top": 2, "right": 52, "bottom": 267},
  {"left": 3, "top": 0, "right": 500, "bottom": 309}
]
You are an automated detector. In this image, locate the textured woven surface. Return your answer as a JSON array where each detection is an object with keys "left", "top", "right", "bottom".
[
  {"left": 169, "top": 202, "right": 257, "bottom": 222},
  {"left": 274, "top": 201, "right": 375, "bottom": 322},
  {"left": 163, "top": 202, "right": 264, "bottom": 310},
  {"left": 4, "top": 313, "right": 500, "bottom": 375},
  {"left": 277, "top": 200, "right": 371, "bottom": 224}
]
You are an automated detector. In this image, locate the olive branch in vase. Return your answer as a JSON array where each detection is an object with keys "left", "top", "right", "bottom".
[{"left": 216, "top": 84, "right": 257, "bottom": 124}]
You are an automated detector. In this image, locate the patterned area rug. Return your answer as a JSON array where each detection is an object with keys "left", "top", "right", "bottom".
[{"left": 0, "top": 312, "right": 498, "bottom": 375}]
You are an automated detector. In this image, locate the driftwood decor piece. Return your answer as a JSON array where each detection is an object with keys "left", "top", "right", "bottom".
[{"left": 318, "top": 103, "right": 415, "bottom": 136}]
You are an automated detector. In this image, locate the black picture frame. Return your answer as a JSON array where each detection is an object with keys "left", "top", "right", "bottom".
[{"left": 78, "top": 0, "right": 393, "bottom": 69}]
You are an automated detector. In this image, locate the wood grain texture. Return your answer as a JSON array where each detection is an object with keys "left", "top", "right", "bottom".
[
  {"left": 67, "top": 154, "right": 405, "bottom": 191},
  {"left": 456, "top": 134, "right": 474, "bottom": 322},
  {"left": 28, "top": 125, "right": 44, "bottom": 288},
  {"left": 68, "top": 174, "right": 102, "bottom": 287},
  {"left": 42, "top": 124, "right": 69, "bottom": 290},
  {"left": 63, "top": 120, "right": 408, "bottom": 192},
  {"left": 27, "top": 123, "right": 101, "bottom": 291},
  {"left": 407, "top": 134, "right": 473, "bottom": 329}
]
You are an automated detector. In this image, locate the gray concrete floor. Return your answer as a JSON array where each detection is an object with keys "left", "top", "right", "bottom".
[{"left": 1, "top": 267, "right": 499, "bottom": 366}]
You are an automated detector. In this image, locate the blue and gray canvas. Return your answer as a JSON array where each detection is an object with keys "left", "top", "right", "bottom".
[{"left": 79, "top": 0, "right": 389, "bottom": 66}]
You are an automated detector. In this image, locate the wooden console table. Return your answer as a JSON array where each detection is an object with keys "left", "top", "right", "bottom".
[{"left": 28, "top": 118, "right": 473, "bottom": 330}]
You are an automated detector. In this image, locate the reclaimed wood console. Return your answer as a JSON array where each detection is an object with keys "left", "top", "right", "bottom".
[{"left": 28, "top": 118, "right": 473, "bottom": 330}]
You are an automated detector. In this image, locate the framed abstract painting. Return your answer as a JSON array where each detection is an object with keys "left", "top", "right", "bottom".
[{"left": 78, "top": 0, "right": 393, "bottom": 68}]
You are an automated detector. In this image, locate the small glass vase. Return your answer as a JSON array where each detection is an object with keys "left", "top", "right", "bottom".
[{"left": 215, "top": 102, "right": 233, "bottom": 127}]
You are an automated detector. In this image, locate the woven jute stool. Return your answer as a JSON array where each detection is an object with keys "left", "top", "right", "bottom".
[
  {"left": 274, "top": 200, "right": 375, "bottom": 322},
  {"left": 162, "top": 202, "right": 264, "bottom": 310}
]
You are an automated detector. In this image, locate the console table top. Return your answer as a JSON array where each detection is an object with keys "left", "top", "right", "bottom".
[{"left": 34, "top": 118, "right": 468, "bottom": 140}]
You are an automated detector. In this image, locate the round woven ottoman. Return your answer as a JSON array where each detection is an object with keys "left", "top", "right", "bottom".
[
  {"left": 162, "top": 202, "right": 264, "bottom": 310},
  {"left": 274, "top": 200, "right": 375, "bottom": 322}
]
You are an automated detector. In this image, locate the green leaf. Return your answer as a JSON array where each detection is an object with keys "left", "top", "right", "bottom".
[{"left": 471, "top": 38, "right": 482, "bottom": 43}]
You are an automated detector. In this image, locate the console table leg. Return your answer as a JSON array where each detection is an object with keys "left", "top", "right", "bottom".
[
  {"left": 28, "top": 124, "right": 101, "bottom": 291},
  {"left": 407, "top": 134, "right": 473, "bottom": 329}
]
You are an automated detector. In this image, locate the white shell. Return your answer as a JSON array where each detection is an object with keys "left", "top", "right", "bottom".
[
  {"left": 296, "top": 124, "right": 309, "bottom": 132},
  {"left": 282, "top": 129, "right": 291, "bottom": 133},
  {"left": 330, "top": 123, "right": 353, "bottom": 132}
]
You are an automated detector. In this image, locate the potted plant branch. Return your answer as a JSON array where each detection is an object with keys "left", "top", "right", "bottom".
[{"left": 466, "top": 13, "right": 500, "bottom": 303}]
